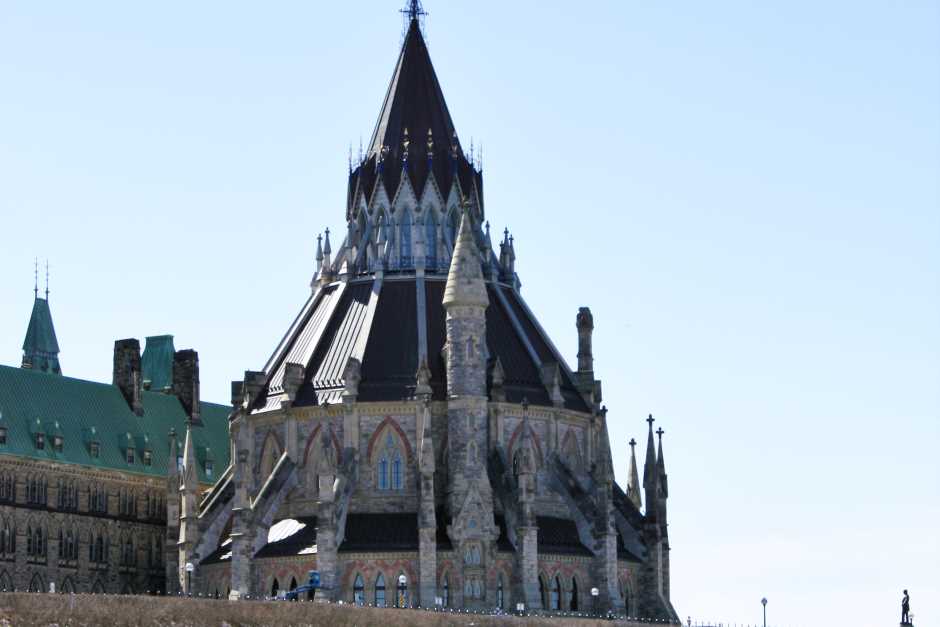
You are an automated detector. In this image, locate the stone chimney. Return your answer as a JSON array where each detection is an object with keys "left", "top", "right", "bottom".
[
  {"left": 113, "top": 339, "right": 143, "bottom": 416},
  {"left": 172, "top": 349, "right": 201, "bottom": 425}
]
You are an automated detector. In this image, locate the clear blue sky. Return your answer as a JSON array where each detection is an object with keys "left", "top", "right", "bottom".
[{"left": 1, "top": 2, "right": 937, "bottom": 625}]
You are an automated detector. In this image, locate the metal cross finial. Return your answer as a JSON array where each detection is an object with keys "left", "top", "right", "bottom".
[
  {"left": 656, "top": 427, "right": 664, "bottom": 441},
  {"left": 402, "top": 0, "right": 426, "bottom": 21},
  {"left": 629, "top": 438, "right": 637, "bottom": 449}
]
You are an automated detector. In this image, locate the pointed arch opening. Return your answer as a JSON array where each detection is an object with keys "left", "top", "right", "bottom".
[
  {"left": 550, "top": 576, "right": 561, "bottom": 610},
  {"left": 0, "top": 570, "right": 12, "bottom": 592},
  {"left": 395, "top": 572, "right": 408, "bottom": 608},
  {"left": 570, "top": 576, "right": 579, "bottom": 611},
  {"left": 399, "top": 208, "right": 413, "bottom": 269},
  {"left": 353, "top": 573, "right": 365, "bottom": 606},
  {"left": 369, "top": 418, "right": 410, "bottom": 492},
  {"left": 270, "top": 578, "right": 280, "bottom": 599},
  {"left": 375, "top": 573, "right": 386, "bottom": 607},
  {"left": 425, "top": 213, "right": 438, "bottom": 269},
  {"left": 28, "top": 573, "right": 45, "bottom": 593}
]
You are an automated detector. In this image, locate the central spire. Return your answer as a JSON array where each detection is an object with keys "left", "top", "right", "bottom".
[{"left": 347, "top": 2, "right": 483, "bottom": 222}]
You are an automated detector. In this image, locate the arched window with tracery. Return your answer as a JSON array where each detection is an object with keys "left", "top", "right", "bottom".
[{"left": 375, "top": 430, "right": 404, "bottom": 492}]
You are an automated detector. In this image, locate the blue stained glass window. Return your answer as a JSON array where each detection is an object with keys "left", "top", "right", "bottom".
[
  {"left": 392, "top": 455, "right": 402, "bottom": 490},
  {"left": 378, "top": 457, "right": 389, "bottom": 490}
]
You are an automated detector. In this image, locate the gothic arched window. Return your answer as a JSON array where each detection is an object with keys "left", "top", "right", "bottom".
[
  {"left": 447, "top": 209, "right": 459, "bottom": 245},
  {"left": 570, "top": 577, "right": 579, "bottom": 611},
  {"left": 550, "top": 576, "right": 561, "bottom": 610},
  {"left": 376, "top": 431, "right": 404, "bottom": 492},
  {"left": 353, "top": 574, "right": 364, "bottom": 606},
  {"left": 425, "top": 214, "right": 438, "bottom": 268},
  {"left": 400, "top": 209, "right": 413, "bottom": 268},
  {"left": 375, "top": 573, "right": 386, "bottom": 607}
]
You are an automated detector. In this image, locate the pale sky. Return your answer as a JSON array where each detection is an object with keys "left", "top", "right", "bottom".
[{"left": 1, "top": 2, "right": 938, "bottom": 625}]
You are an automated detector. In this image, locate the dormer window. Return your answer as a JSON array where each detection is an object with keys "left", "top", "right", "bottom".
[
  {"left": 35, "top": 432, "right": 45, "bottom": 450},
  {"left": 143, "top": 450, "right": 152, "bottom": 466},
  {"left": 126, "top": 448, "right": 135, "bottom": 464},
  {"left": 52, "top": 435, "right": 64, "bottom": 453},
  {"left": 89, "top": 441, "right": 100, "bottom": 458}
]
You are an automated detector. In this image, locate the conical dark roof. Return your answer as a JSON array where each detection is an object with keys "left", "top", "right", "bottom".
[
  {"left": 347, "top": 18, "right": 482, "bottom": 218},
  {"left": 369, "top": 18, "right": 457, "bottom": 160},
  {"left": 21, "top": 297, "right": 61, "bottom": 375}
]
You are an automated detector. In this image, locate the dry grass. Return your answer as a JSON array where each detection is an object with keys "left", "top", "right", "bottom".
[{"left": 0, "top": 593, "right": 661, "bottom": 627}]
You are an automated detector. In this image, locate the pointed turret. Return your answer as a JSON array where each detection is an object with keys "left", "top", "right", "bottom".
[
  {"left": 642, "top": 414, "right": 658, "bottom": 520},
  {"left": 627, "top": 437, "right": 642, "bottom": 510},
  {"left": 442, "top": 209, "right": 488, "bottom": 309},
  {"left": 21, "top": 294, "right": 61, "bottom": 375},
  {"left": 656, "top": 426, "right": 668, "bottom": 502},
  {"left": 346, "top": 12, "right": 481, "bottom": 220}
]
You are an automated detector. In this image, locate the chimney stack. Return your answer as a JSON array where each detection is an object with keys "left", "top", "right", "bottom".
[
  {"left": 113, "top": 339, "right": 143, "bottom": 416},
  {"left": 172, "top": 349, "right": 201, "bottom": 425}
]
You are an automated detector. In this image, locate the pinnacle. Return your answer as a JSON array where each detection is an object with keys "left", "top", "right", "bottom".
[{"left": 442, "top": 210, "right": 488, "bottom": 308}]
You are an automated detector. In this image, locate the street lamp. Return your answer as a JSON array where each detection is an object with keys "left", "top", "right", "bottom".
[
  {"left": 185, "top": 562, "right": 194, "bottom": 597},
  {"left": 761, "top": 597, "right": 767, "bottom": 627},
  {"left": 591, "top": 587, "right": 599, "bottom": 617}
]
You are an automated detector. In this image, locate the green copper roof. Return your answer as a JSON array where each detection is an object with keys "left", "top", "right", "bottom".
[
  {"left": 21, "top": 297, "right": 61, "bottom": 375},
  {"left": 0, "top": 364, "right": 229, "bottom": 483},
  {"left": 142, "top": 335, "right": 175, "bottom": 392}
]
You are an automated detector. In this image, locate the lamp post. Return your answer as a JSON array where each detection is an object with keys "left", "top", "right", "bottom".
[
  {"left": 591, "top": 587, "right": 599, "bottom": 617},
  {"left": 185, "top": 562, "right": 194, "bottom": 597},
  {"left": 761, "top": 597, "right": 767, "bottom": 627}
]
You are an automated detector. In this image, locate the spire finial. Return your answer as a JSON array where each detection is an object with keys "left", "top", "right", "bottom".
[
  {"left": 44, "top": 260, "right": 49, "bottom": 300},
  {"left": 629, "top": 438, "right": 637, "bottom": 449},
  {"left": 33, "top": 258, "right": 38, "bottom": 298},
  {"left": 403, "top": 0, "right": 426, "bottom": 21},
  {"left": 656, "top": 427, "right": 664, "bottom": 441},
  {"left": 647, "top": 413, "right": 654, "bottom": 429}
]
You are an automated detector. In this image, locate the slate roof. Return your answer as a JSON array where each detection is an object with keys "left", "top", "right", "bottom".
[
  {"left": 347, "top": 17, "right": 482, "bottom": 218},
  {"left": 256, "top": 277, "right": 590, "bottom": 413},
  {"left": 21, "top": 297, "right": 61, "bottom": 375},
  {"left": 536, "top": 517, "right": 593, "bottom": 556},
  {"left": 339, "top": 513, "right": 419, "bottom": 553},
  {"left": 0, "top": 364, "right": 229, "bottom": 483}
]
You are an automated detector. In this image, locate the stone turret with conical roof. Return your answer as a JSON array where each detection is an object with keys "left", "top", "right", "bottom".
[{"left": 21, "top": 293, "right": 61, "bottom": 375}]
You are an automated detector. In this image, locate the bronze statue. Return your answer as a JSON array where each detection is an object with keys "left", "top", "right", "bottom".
[{"left": 901, "top": 589, "right": 910, "bottom": 624}]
